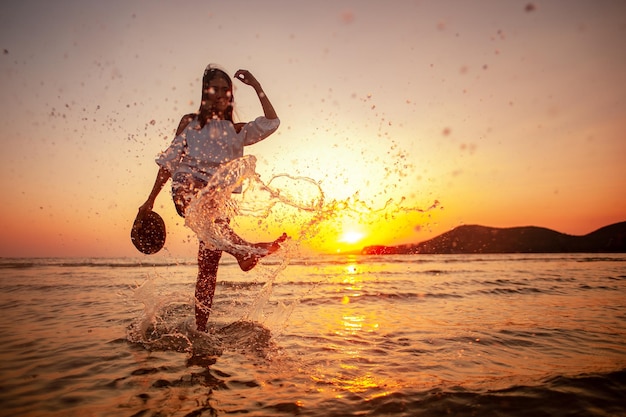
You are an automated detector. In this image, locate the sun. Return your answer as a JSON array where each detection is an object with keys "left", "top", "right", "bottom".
[
  {"left": 339, "top": 230, "right": 365, "bottom": 244},
  {"left": 334, "top": 229, "right": 367, "bottom": 253}
]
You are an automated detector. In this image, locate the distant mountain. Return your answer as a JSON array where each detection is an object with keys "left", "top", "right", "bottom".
[{"left": 362, "top": 221, "right": 626, "bottom": 255}]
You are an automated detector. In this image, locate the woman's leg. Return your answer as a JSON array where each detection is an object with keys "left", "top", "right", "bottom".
[
  {"left": 235, "top": 232, "right": 289, "bottom": 271},
  {"left": 195, "top": 241, "right": 222, "bottom": 332},
  {"left": 213, "top": 219, "right": 288, "bottom": 272},
  {"left": 174, "top": 174, "right": 287, "bottom": 276}
]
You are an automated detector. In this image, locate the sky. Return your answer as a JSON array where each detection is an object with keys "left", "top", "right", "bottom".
[{"left": 0, "top": 0, "right": 625, "bottom": 257}]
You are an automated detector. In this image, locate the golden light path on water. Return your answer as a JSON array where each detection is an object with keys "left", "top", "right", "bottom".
[{"left": 310, "top": 258, "right": 399, "bottom": 401}]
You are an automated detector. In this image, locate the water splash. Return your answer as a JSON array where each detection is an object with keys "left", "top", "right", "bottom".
[
  {"left": 185, "top": 155, "right": 324, "bottom": 255},
  {"left": 129, "top": 155, "right": 440, "bottom": 354},
  {"left": 183, "top": 154, "right": 439, "bottom": 257},
  {"left": 127, "top": 276, "right": 275, "bottom": 358}
]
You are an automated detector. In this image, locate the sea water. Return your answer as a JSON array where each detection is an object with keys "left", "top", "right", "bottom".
[{"left": 0, "top": 254, "right": 625, "bottom": 416}]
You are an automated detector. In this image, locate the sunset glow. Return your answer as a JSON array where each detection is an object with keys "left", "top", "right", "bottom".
[{"left": 1, "top": 1, "right": 625, "bottom": 257}]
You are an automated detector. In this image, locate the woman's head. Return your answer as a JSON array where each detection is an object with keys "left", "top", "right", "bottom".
[{"left": 200, "top": 65, "right": 234, "bottom": 122}]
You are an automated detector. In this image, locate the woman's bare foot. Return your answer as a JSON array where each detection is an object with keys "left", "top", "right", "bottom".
[{"left": 237, "top": 233, "right": 289, "bottom": 272}]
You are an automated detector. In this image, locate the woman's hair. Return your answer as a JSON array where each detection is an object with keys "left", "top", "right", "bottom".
[{"left": 198, "top": 64, "right": 234, "bottom": 127}]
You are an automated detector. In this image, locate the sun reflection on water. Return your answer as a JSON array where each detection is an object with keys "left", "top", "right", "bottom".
[
  {"left": 309, "top": 257, "right": 398, "bottom": 400},
  {"left": 339, "top": 313, "right": 364, "bottom": 335},
  {"left": 304, "top": 255, "right": 450, "bottom": 404}
]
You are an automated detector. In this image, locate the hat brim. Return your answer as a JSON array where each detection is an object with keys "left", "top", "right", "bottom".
[{"left": 131, "top": 211, "right": 166, "bottom": 255}]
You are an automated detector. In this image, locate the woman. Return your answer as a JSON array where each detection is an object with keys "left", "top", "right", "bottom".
[{"left": 137, "top": 65, "right": 287, "bottom": 332}]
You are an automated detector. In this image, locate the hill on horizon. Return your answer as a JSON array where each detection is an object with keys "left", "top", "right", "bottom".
[{"left": 362, "top": 221, "right": 626, "bottom": 255}]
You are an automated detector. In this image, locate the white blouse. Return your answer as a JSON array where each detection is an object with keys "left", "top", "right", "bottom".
[{"left": 156, "top": 116, "right": 280, "bottom": 182}]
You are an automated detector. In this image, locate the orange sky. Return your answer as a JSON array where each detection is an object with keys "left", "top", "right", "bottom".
[{"left": 0, "top": 0, "right": 625, "bottom": 257}]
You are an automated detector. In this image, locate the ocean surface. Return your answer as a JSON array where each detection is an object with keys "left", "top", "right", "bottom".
[{"left": 0, "top": 253, "right": 625, "bottom": 416}]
